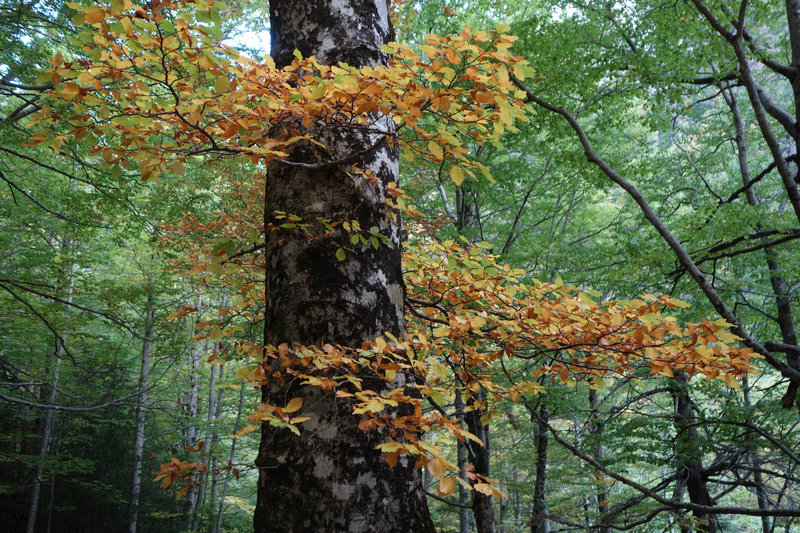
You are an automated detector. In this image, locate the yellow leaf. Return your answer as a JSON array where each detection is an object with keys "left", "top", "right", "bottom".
[
  {"left": 376, "top": 441, "right": 404, "bottom": 453},
  {"left": 449, "top": 165, "right": 464, "bottom": 186},
  {"left": 284, "top": 397, "right": 303, "bottom": 413},
  {"left": 666, "top": 297, "right": 691, "bottom": 308},
  {"left": 83, "top": 8, "right": 106, "bottom": 24},
  {"left": 232, "top": 424, "right": 258, "bottom": 439},
  {"left": 311, "top": 84, "right": 326, "bottom": 98},
  {"left": 470, "top": 316, "right": 486, "bottom": 329},
  {"left": 375, "top": 337, "right": 387, "bottom": 351},
  {"left": 214, "top": 76, "right": 230, "bottom": 94},
  {"left": 723, "top": 373, "right": 741, "bottom": 390},
  {"left": 433, "top": 326, "right": 450, "bottom": 338},
  {"left": 428, "top": 141, "right": 444, "bottom": 161},
  {"left": 473, "top": 482, "right": 496, "bottom": 496}
]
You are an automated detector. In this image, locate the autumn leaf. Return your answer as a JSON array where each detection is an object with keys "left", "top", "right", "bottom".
[
  {"left": 438, "top": 476, "right": 456, "bottom": 496},
  {"left": 283, "top": 397, "right": 303, "bottom": 413}
]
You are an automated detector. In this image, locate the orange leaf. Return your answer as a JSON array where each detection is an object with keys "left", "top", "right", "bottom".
[{"left": 438, "top": 476, "right": 456, "bottom": 496}]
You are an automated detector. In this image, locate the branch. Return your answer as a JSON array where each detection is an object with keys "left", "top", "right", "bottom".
[
  {"left": 509, "top": 74, "right": 800, "bottom": 383},
  {"left": 0, "top": 389, "right": 143, "bottom": 412},
  {"left": 0, "top": 169, "right": 85, "bottom": 224},
  {"left": 424, "top": 490, "right": 473, "bottom": 509},
  {"left": 0, "top": 79, "right": 53, "bottom": 91},
  {"left": 530, "top": 404, "right": 800, "bottom": 517},
  {"left": 691, "top": 0, "right": 800, "bottom": 225},
  {"left": 0, "top": 278, "right": 138, "bottom": 336},
  {"left": 275, "top": 136, "right": 387, "bottom": 171},
  {"left": 753, "top": 81, "right": 797, "bottom": 138},
  {"left": 694, "top": 231, "right": 800, "bottom": 266},
  {"left": 221, "top": 243, "right": 266, "bottom": 264},
  {"left": 723, "top": 155, "right": 797, "bottom": 205}
]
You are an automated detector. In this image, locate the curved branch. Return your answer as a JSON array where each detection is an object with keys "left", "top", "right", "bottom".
[{"left": 510, "top": 74, "right": 800, "bottom": 384}]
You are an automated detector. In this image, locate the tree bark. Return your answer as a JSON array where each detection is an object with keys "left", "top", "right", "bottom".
[
  {"left": 669, "top": 373, "right": 717, "bottom": 533},
  {"left": 588, "top": 389, "right": 609, "bottom": 533},
  {"left": 531, "top": 402, "right": 550, "bottom": 533},
  {"left": 465, "top": 387, "right": 495, "bottom": 533},
  {"left": 127, "top": 291, "right": 155, "bottom": 533},
  {"left": 253, "top": 2, "right": 434, "bottom": 531},
  {"left": 26, "top": 258, "right": 76, "bottom": 533},
  {"left": 215, "top": 379, "right": 245, "bottom": 533},
  {"left": 723, "top": 84, "right": 800, "bottom": 410},
  {"left": 454, "top": 393, "right": 471, "bottom": 533}
]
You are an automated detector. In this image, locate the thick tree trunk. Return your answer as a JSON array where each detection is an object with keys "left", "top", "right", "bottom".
[
  {"left": 253, "top": 2, "right": 434, "bottom": 531},
  {"left": 128, "top": 293, "right": 155, "bottom": 533}
]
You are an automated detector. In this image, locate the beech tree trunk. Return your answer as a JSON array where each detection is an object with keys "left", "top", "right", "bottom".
[
  {"left": 465, "top": 387, "right": 495, "bottom": 533},
  {"left": 128, "top": 292, "right": 155, "bottom": 533},
  {"left": 669, "top": 373, "right": 717, "bottom": 533},
  {"left": 588, "top": 389, "right": 609, "bottom": 533},
  {"left": 26, "top": 252, "right": 76, "bottom": 533},
  {"left": 253, "top": 2, "right": 434, "bottom": 531},
  {"left": 531, "top": 402, "right": 550, "bottom": 533}
]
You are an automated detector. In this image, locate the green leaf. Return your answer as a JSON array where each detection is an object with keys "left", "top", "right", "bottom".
[{"left": 335, "top": 247, "right": 346, "bottom": 261}]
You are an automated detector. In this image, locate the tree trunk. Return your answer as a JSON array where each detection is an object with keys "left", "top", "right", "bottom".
[
  {"left": 209, "top": 361, "right": 225, "bottom": 513},
  {"left": 723, "top": 84, "right": 800, "bottom": 410},
  {"left": 128, "top": 292, "right": 156, "bottom": 533},
  {"left": 455, "top": 393, "right": 470, "bottom": 533},
  {"left": 742, "top": 376, "right": 772, "bottom": 533},
  {"left": 26, "top": 258, "right": 76, "bottom": 533},
  {"left": 531, "top": 403, "right": 549, "bottom": 533},
  {"left": 669, "top": 372, "right": 717, "bottom": 533},
  {"left": 253, "top": 2, "right": 434, "bottom": 531},
  {"left": 465, "top": 387, "right": 494, "bottom": 533},
  {"left": 588, "top": 389, "right": 609, "bottom": 533},
  {"left": 185, "top": 300, "right": 203, "bottom": 530},
  {"left": 195, "top": 295, "right": 227, "bottom": 531},
  {"left": 214, "top": 379, "right": 245, "bottom": 533}
]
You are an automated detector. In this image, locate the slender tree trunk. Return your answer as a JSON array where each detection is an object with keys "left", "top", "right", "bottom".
[
  {"left": 742, "top": 376, "right": 772, "bottom": 533},
  {"left": 723, "top": 84, "right": 800, "bottom": 410},
  {"left": 455, "top": 393, "right": 470, "bottom": 533},
  {"left": 671, "top": 464, "right": 690, "bottom": 533},
  {"left": 185, "top": 300, "right": 203, "bottom": 530},
  {"left": 193, "top": 360, "right": 215, "bottom": 531},
  {"left": 669, "top": 372, "right": 717, "bottom": 533},
  {"left": 588, "top": 389, "right": 609, "bottom": 532},
  {"left": 128, "top": 292, "right": 156, "bottom": 533},
  {"left": 26, "top": 348, "right": 61, "bottom": 533},
  {"left": 195, "top": 295, "right": 226, "bottom": 532},
  {"left": 26, "top": 258, "right": 76, "bottom": 533},
  {"left": 209, "top": 361, "right": 225, "bottom": 510},
  {"left": 253, "top": 2, "right": 433, "bottom": 531},
  {"left": 531, "top": 402, "right": 549, "bottom": 533},
  {"left": 214, "top": 380, "right": 245, "bottom": 533},
  {"left": 465, "top": 387, "right": 494, "bottom": 533}
]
